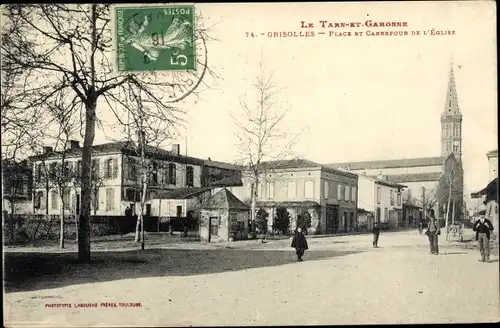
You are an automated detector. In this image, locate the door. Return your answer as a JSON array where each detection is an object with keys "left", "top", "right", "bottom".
[
  {"left": 326, "top": 205, "right": 334, "bottom": 234},
  {"left": 350, "top": 212, "right": 355, "bottom": 231},
  {"left": 209, "top": 217, "right": 219, "bottom": 242},
  {"left": 376, "top": 207, "right": 381, "bottom": 224},
  {"left": 146, "top": 204, "right": 152, "bottom": 217},
  {"left": 176, "top": 205, "right": 183, "bottom": 218},
  {"left": 332, "top": 206, "right": 339, "bottom": 234},
  {"left": 130, "top": 203, "right": 135, "bottom": 216}
]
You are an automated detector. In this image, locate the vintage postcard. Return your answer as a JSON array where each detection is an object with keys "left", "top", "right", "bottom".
[{"left": 2, "top": 1, "right": 498, "bottom": 327}]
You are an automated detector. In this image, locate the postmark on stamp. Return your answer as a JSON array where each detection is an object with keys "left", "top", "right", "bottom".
[{"left": 115, "top": 5, "right": 196, "bottom": 73}]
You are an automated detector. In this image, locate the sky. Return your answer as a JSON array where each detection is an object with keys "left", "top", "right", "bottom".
[{"left": 95, "top": 1, "right": 497, "bottom": 195}]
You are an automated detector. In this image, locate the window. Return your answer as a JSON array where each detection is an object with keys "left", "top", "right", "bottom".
[
  {"left": 304, "top": 180, "right": 314, "bottom": 199},
  {"left": 91, "top": 159, "right": 100, "bottom": 180},
  {"left": 377, "top": 187, "right": 381, "bottom": 204},
  {"left": 125, "top": 188, "right": 136, "bottom": 202},
  {"left": 168, "top": 163, "right": 176, "bottom": 185},
  {"left": 351, "top": 186, "right": 357, "bottom": 202},
  {"left": 105, "top": 158, "right": 118, "bottom": 179},
  {"left": 91, "top": 188, "right": 99, "bottom": 212},
  {"left": 127, "top": 158, "right": 137, "bottom": 181},
  {"left": 337, "top": 184, "right": 342, "bottom": 200},
  {"left": 162, "top": 163, "right": 168, "bottom": 184},
  {"left": 63, "top": 189, "right": 71, "bottom": 210},
  {"left": 34, "top": 191, "right": 43, "bottom": 209},
  {"left": 51, "top": 190, "right": 58, "bottom": 210},
  {"left": 344, "top": 185, "right": 350, "bottom": 201},
  {"left": 151, "top": 161, "right": 158, "bottom": 185},
  {"left": 35, "top": 164, "right": 42, "bottom": 183},
  {"left": 259, "top": 183, "right": 266, "bottom": 198},
  {"left": 324, "top": 181, "right": 329, "bottom": 199},
  {"left": 397, "top": 193, "right": 402, "bottom": 206},
  {"left": 105, "top": 188, "right": 115, "bottom": 211},
  {"left": 287, "top": 181, "right": 296, "bottom": 199},
  {"left": 390, "top": 190, "right": 395, "bottom": 205},
  {"left": 186, "top": 166, "right": 194, "bottom": 186},
  {"left": 49, "top": 162, "right": 57, "bottom": 178},
  {"left": 76, "top": 160, "right": 82, "bottom": 180},
  {"left": 267, "top": 182, "right": 275, "bottom": 199}
]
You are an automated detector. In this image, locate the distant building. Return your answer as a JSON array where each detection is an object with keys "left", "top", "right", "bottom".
[
  {"left": 356, "top": 174, "right": 406, "bottom": 230},
  {"left": 2, "top": 159, "right": 33, "bottom": 215},
  {"left": 199, "top": 188, "right": 250, "bottom": 242},
  {"left": 325, "top": 64, "right": 464, "bottom": 223},
  {"left": 28, "top": 141, "right": 210, "bottom": 217},
  {"left": 487, "top": 149, "right": 498, "bottom": 181},
  {"left": 235, "top": 158, "right": 359, "bottom": 235}
]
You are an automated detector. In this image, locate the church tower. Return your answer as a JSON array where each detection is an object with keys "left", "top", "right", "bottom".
[{"left": 440, "top": 63, "right": 463, "bottom": 161}]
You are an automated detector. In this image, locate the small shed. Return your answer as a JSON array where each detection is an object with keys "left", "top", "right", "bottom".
[{"left": 199, "top": 187, "right": 250, "bottom": 242}]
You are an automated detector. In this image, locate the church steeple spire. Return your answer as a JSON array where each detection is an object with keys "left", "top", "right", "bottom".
[
  {"left": 440, "top": 60, "right": 463, "bottom": 161},
  {"left": 443, "top": 62, "right": 460, "bottom": 116}
]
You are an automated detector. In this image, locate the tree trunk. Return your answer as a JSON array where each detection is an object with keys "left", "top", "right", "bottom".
[
  {"left": 10, "top": 198, "right": 15, "bottom": 242},
  {"left": 445, "top": 196, "right": 451, "bottom": 241},
  {"left": 251, "top": 180, "right": 258, "bottom": 239},
  {"left": 1, "top": 164, "right": 6, "bottom": 238},
  {"left": 78, "top": 101, "right": 97, "bottom": 262},
  {"left": 451, "top": 200, "right": 455, "bottom": 226},
  {"left": 59, "top": 203, "right": 65, "bottom": 249},
  {"left": 140, "top": 178, "right": 147, "bottom": 248}
]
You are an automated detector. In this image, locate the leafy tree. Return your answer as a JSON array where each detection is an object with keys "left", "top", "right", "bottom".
[
  {"left": 272, "top": 207, "right": 290, "bottom": 235},
  {"left": 255, "top": 208, "right": 269, "bottom": 234},
  {"left": 296, "top": 209, "right": 311, "bottom": 233}
]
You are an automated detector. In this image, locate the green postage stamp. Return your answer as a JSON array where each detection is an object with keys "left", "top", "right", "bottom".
[{"left": 115, "top": 5, "right": 196, "bottom": 72}]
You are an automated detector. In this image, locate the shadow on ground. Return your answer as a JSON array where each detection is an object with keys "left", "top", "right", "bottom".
[{"left": 4, "top": 248, "right": 361, "bottom": 293}]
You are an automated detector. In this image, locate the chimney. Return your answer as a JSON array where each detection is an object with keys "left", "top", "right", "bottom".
[
  {"left": 43, "top": 146, "right": 53, "bottom": 154},
  {"left": 377, "top": 174, "right": 388, "bottom": 181},
  {"left": 171, "top": 144, "right": 180, "bottom": 156},
  {"left": 69, "top": 140, "right": 80, "bottom": 149}
]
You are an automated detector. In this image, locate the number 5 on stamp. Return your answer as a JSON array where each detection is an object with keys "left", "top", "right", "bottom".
[{"left": 114, "top": 5, "right": 196, "bottom": 72}]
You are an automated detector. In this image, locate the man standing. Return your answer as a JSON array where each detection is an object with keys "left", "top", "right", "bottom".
[
  {"left": 473, "top": 211, "right": 494, "bottom": 262},
  {"left": 372, "top": 222, "right": 380, "bottom": 248},
  {"left": 425, "top": 211, "right": 440, "bottom": 255}
]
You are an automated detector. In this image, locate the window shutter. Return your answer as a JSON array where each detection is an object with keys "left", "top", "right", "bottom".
[{"left": 113, "top": 159, "right": 118, "bottom": 179}]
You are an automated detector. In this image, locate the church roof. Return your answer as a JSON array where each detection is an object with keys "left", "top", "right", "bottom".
[
  {"left": 201, "top": 187, "right": 249, "bottom": 210},
  {"left": 382, "top": 172, "right": 443, "bottom": 183},
  {"left": 325, "top": 156, "right": 445, "bottom": 171}
]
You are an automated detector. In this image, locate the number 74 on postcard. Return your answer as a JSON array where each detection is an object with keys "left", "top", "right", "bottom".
[{"left": 114, "top": 5, "right": 196, "bottom": 73}]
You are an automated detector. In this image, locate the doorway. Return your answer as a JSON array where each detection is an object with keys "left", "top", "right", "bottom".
[{"left": 208, "top": 217, "right": 219, "bottom": 242}]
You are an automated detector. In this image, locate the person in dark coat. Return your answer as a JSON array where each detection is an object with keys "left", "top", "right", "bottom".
[
  {"left": 473, "top": 212, "right": 494, "bottom": 262},
  {"left": 372, "top": 222, "right": 380, "bottom": 248},
  {"left": 291, "top": 227, "right": 308, "bottom": 261},
  {"left": 425, "top": 212, "right": 440, "bottom": 255}
]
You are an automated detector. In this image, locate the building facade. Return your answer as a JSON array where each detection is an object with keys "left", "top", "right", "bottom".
[
  {"left": 357, "top": 174, "right": 405, "bottom": 229},
  {"left": 29, "top": 141, "right": 205, "bottom": 217},
  {"left": 234, "top": 159, "right": 358, "bottom": 235},
  {"left": 487, "top": 149, "right": 498, "bottom": 181}
]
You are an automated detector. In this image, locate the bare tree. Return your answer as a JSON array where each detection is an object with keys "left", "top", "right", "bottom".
[
  {"left": 2, "top": 4, "right": 215, "bottom": 261},
  {"left": 231, "top": 55, "right": 301, "bottom": 239},
  {"left": 438, "top": 167, "right": 463, "bottom": 241},
  {"left": 121, "top": 84, "right": 177, "bottom": 247}
]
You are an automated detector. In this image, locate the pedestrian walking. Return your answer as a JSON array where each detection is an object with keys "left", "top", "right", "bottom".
[
  {"left": 425, "top": 211, "right": 440, "bottom": 255},
  {"left": 418, "top": 221, "right": 423, "bottom": 235},
  {"left": 291, "top": 227, "right": 308, "bottom": 261},
  {"left": 472, "top": 211, "right": 494, "bottom": 262},
  {"left": 372, "top": 222, "right": 380, "bottom": 248}
]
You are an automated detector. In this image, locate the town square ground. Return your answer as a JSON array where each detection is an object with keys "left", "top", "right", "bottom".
[{"left": 3, "top": 229, "right": 499, "bottom": 326}]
